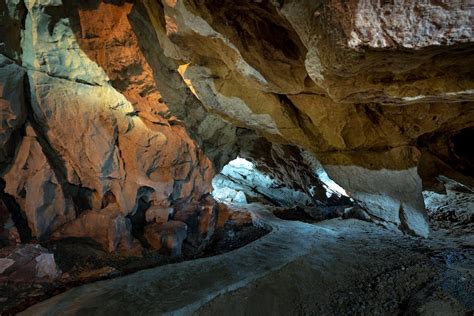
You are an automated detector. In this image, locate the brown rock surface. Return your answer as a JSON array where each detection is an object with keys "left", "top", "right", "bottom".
[
  {"left": 0, "top": 0, "right": 473, "bottom": 247},
  {"left": 173, "top": 195, "right": 217, "bottom": 252},
  {"left": 0, "top": 0, "right": 219, "bottom": 251},
  {"left": 0, "top": 54, "right": 26, "bottom": 166},
  {"left": 51, "top": 205, "right": 139, "bottom": 254},
  {"left": 144, "top": 220, "right": 187, "bottom": 255},
  {"left": 0, "top": 0, "right": 473, "bottom": 313},
  {"left": 3, "top": 125, "right": 75, "bottom": 240},
  {"left": 143, "top": 0, "right": 474, "bottom": 236}
]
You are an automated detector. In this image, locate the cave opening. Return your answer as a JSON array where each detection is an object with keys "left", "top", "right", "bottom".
[{"left": 211, "top": 156, "right": 354, "bottom": 222}]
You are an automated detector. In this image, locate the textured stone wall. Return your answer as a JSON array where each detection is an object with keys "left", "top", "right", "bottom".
[
  {"left": 0, "top": 0, "right": 473, "bottom": 245},
  {"left": 146, "top": 0, "right": 474, "bottom": 236},
  {"left": 0, "top": 0, "right": 227, "bottom": 252}
]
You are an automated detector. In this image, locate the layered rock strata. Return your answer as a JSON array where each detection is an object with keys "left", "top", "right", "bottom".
[
  {"left": 0, "top": 0, "right": 472, "bottom": 249},
  {"left": 145, "top": 0, "right": 474, "bottom": 236}
]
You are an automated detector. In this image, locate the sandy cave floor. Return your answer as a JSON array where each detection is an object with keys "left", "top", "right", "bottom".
[{"left": 18, "top": 202, "right": 473, "bottom": 316}]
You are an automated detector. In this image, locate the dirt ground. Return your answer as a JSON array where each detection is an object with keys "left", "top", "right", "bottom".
[
  {"left": 19, "top": 199, "right": 473, "bottom": 315},
  {"left": 0, "top": 208, "right": 269, "bottom": 315},
  {"left": 197, "top": 224, "right": 473, "bottom": 316}
]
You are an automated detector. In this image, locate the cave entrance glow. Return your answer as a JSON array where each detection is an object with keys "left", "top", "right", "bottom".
[{"left": 211, "top": 157, "right": 349, "bottom": 206}]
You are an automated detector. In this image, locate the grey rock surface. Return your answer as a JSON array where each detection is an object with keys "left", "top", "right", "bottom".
[{"left": 20, "top": 203, "right": 474, "bottom": 315}]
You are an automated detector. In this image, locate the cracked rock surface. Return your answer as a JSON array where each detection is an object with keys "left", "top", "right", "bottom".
[
  {"left": 0, "top": 0, "right": 473, "bottom": 312},
  {"left": 0, "top": 0, "right": 472, "bottom": 250},
  {"left": 147, "top": 0, "right": 474, "bottom": 235}
]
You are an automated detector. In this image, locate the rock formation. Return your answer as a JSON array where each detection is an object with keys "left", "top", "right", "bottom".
[
  {"left": 1, "top": 0, "right": 218, "bottom": 253},
  {"left": 0, "top": 0, "right": 473, "bottom": 257},
  {"left": 145, "top": 0, "right": 473, "bottom": 237}
]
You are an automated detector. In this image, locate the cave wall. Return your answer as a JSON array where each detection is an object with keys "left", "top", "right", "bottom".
[
  {"left": 146, "top": 0, "right": 474, "bottom": 236},
  {"left": 0, "top": 0, "right": 473, "bottom": 246},
  {"left": 0, "top": 0, "right": 232, "bottom": 252}
]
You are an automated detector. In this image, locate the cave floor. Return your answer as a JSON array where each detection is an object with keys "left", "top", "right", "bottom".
[{"left": 21, "top": 203, "right": 473, "bottom": 316}]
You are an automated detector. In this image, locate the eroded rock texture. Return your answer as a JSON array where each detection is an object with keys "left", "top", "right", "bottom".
[
  {"left": 146, "top": 0, "right": 474, "bottom": 236},
  {"left": 0, "top": 0, "right": 473, "bottom": 252},
  {"left": 0, "top": 0, "right": 226, "bottom": 253}
]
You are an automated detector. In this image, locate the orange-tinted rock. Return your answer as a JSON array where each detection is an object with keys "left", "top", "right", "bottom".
[
  {"left": 51, "top": 205, "right": 140, "bottom": 254},
  {"left": 0, "top": 0, "right": 218, "bottom": 251},
  {"left": 1, "top": 0, "right": 473, "bottom": 243},
  {"left": 143, "top": 0, "right": 474, "bottom": 236},
  {"left": 3, "top": 125, "right": 75, "bottom": 240},
  {"left": 144, "top": 220, "right": 187, "bottom": 256},
  {"left": 173, "top": 195, "right": 217, "bottom": 251}
]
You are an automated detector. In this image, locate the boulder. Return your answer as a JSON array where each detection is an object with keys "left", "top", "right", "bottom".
[
  {"left": 51, "top": 205, "right": 141, "bottom": 254},
  {"left": 144, "top": 220, "right": 187, "bottom": 256},
  {"left": 173, "top": 196, "right": 217, "bottom": 251},
  {"left": 0, "top": 244, "right": 60, "bottom": 283}
]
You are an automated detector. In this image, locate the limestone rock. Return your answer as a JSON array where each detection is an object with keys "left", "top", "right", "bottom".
[
  {"left": 0, "top": 200, "right": 18, "bottom": 247},
  {"left": 213, "top": 138, "right": 350, "bottom": 208},
  {"left": 0, "top": 0, "right": 219, "bottom": 252},
  {"left": 0, "top": 54, "right": 26, "bottom": 165},
  {"left": 283, "top": 0, "right": 474, "bottom": 104},
  {"left": 145, "top": 206, "right": 173, "bottom": 224},
  {"left": 423, "top": 177, "right": 474, "bottom": 233},
  {"left": 0, "top": 244, "right": 60, "bottom": 283},
  {"left": 144, "top": 220, "right": 187, "bottom": 256},
  {"left": 145, "top": 0, "right": 474, "bottom": 236},
  {"left": 77, "top": 266, "right": 118, "bottom": 283},
  {"left": 212, "top": 186, "right": 247, "bottom": 204},
  {"left": 324, "top": 157, "right": 429, "bottom": 237},
  {"left": 0, "top": 0, "right": 472, "bottom": 244},
  {"left": 3, "top": 125, "right": 75, "bottom": 240},
  {"left": 173, "top": 196, "right": 217, "bottom": 251},
  {"left": 51, "top": 205, "right": 139, "bottom": 253},
  {"left": 0, "top": 0, "right": 25, "bottom": 61},
  {"left": 342, "top": 207, "right": 372, "bottom": 222},
  {"left": 215, "top": 203, "right": 254, "bottom": 230}
]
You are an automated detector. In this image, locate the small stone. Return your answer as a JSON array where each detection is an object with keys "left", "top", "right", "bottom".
[
  {"left": 0, "top": 258, "right": 15, "bottom": 274},
  {"left": 0, "top": 244, "right": 60, "bottom": 283}
]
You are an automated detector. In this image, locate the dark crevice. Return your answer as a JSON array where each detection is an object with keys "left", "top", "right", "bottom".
[
  {"left": 398, "top": 205, "right": 417, "bottom": 237},
  {"left": 450, "top": 127, "right": 474, "bottom": 176},
  {"left": 0, "top": 119, "right": 26, "bottom": 175},
  {"left": 277, "top": 94, "right": 321, "bottom": 143},
  {"left": 0, "top": 0, "right": 27, "bottom": 63},
  {"left": 127, "top": 196, "right": 151, "bottom": 249},
  {"left": 127, "top": 186, "right": 154, "bottom": 248},
  {"left": 0, "top": 179, "right": 32, "bottom": 243}
]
